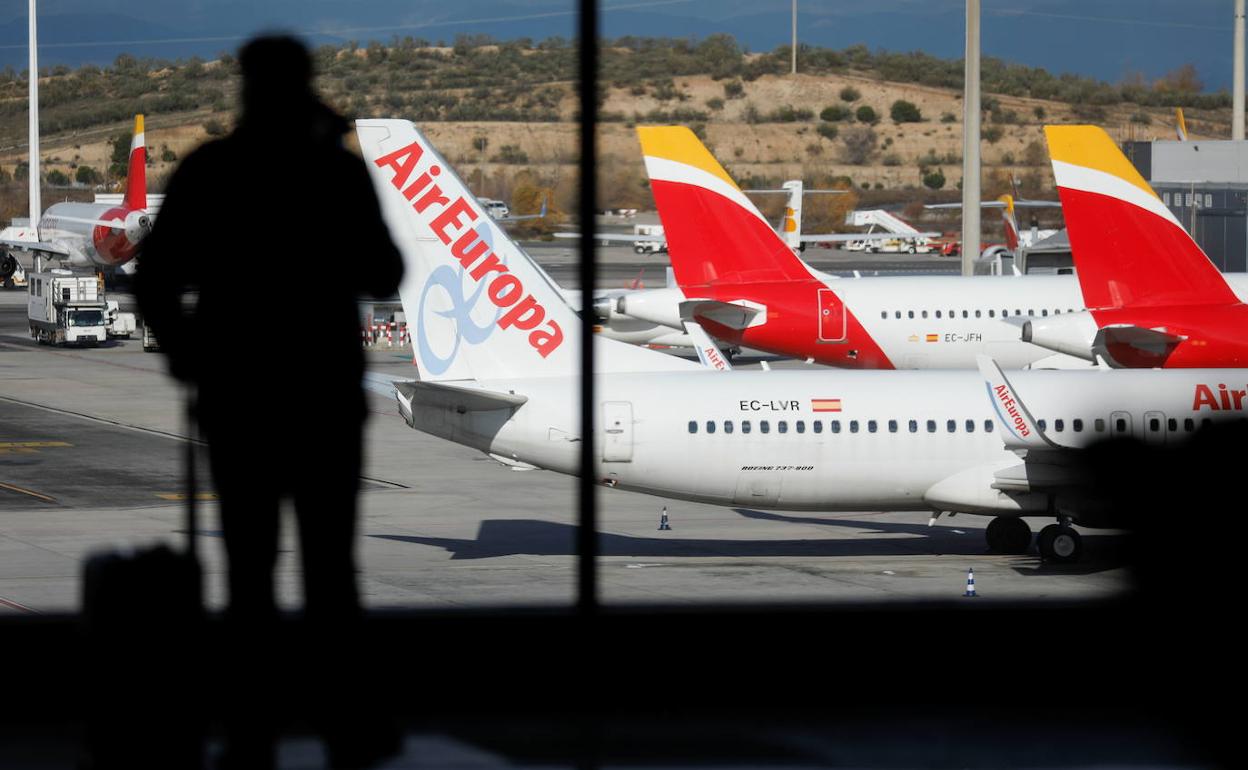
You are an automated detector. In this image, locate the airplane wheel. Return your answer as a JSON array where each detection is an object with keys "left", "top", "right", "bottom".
[
  {"left": 986, "top": 516, "right": 1031, "bottom": 554},
  {"left": 1038, "top": 524, "right": 1082, "bottom": 563}
]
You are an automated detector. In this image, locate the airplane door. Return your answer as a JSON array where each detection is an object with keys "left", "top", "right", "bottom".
[
  {"left": 1111, "top": 411, "right": 1133, "bottom": 438},
  {"left": 602, "top": 401, "right": 634, "bottom": 462},
  {"left": 1144, "top": 411, "right": 1167, "bottom": 445},
  {"left": 817, "top": 289, "right": 847, "bottom": 343}
]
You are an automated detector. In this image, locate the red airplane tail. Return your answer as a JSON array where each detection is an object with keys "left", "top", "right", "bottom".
[
  {"left": 123, "top": 114, "right": 147, "bottom": 211},
  {"left": 1045, "top": 125, "right": 1235, "bottom": 308},
  {"left": 637, "top": 126, "right": 811, "bottom": 287}
]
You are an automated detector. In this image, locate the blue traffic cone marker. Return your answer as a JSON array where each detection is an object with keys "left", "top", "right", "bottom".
[
  {"left": 658, "top": 507, "right": 671, "bottom": 531},
  {"left": 963, "top": 567, "right": 977, "bottom": 597}
]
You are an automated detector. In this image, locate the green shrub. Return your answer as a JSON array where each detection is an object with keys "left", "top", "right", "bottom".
[
  {"left": 890, "top": 99, "right": 922, "bottom": 123},
  {"left": 839, "top": 86, "right": 860, "bottom": 102},
  {"left": 820, "top": 104, "right": 852, "bottom": 122},
  {"left": 855, "top": 105, "right": 878, "bottom": 124}
]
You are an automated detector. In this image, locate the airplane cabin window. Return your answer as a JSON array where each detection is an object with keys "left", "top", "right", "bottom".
[
  {"left": 988, "top": 310, "right": 995, "bottom": 318},
  {"left": 946, "top": 419, "right": 956, "bottom": 433},
  {"left": 706, "top": 420, "right": 716, "bottom": 434},
  {"left": 831, "top": 421, "right": 841, "bottom": 434},
  {"left": 725, "top": 420, "right": 734, "bottom": 434},
  {"left": 908, "top": 311, "right": 914, "bottom": 319},
  {"left": 778, "top": 421, "right": 788, "bottom": 434},
  {"left": 1038, "top": 419, "right": 1046, "bottom": 431},
  {"left": 908, "top": 419, "right": 918, "bottom": 433},
  {"left": 881, "top": 311, "right": 887, "bottom": 319},
  {"left": 1095, "top": 418, "right": 1106, "bottom": 432},
  {"left": 760, "top": 420, "right": 770, "bottom": 434},
  {"left": 850, "top": 420, "right": 860, "bottom": 433},
  {"left": 895, "top": 311, "right": 901, "bottom": 319},
  {"left": 688, "top": 421, "right": 697, "bottom": 434},
  {"left": 1027, "top": 309, "right": 1034, "bottom": 316},
  {"left": 1073, "top": 419, "right": 1083, "bottom": 432},
  {"left": 796, "top": 421, "right": 805, "bottom": 434},
  {"left": 867, "top": 420, "right": 877, "bottom": 433},
  {"left": 926, "top": 420, "right": 936, "bottom": 433},
  {"left": 984, "top": 420, "right": 994, "bottom": 433},
  {"left": 1014, "top": 309, "right": 1021, "bottom": 316},
  {"left": 1167, "top": 418, "right": 1177, "bottom": 432},
  {"left": 965, "top": 419, "right": 975, "bottom": 433},
  {"left": 742, "top": 420, "right": 752, "bottom": 434},
  {"left": 1042, "top": 309, "right": 1048, "bottom": 316},
  {"left": 1149, "top": 418, "right": 1160, "bottom": 432},
  {"left": 935, "top": 311, "right": 942, "bottom": 319},
  {"left": 1202, "top": 418, "right": 1213, "bottom": 428},
  {"left": 888, "top": 420, "right": 898, "bottom": 433},
  {"left": 921, "top": 310, "right": 928, "bottom": 319},
  {"left": 1115, "top": 418, "right": 1127, "bottom": 432},
  {"left": 1184, "top": 418, "right": 1195, "bottom": 431},
  {"left": 813, "top": 421, "right": 823, "bottom": 434},
  {"left": 1054, "top": 419, "right": 1064, "bottom": 432}
]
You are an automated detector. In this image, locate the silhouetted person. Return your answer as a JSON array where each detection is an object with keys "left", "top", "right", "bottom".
[{"left": 135, "top": 35, "right": 403, "bottom": 768}]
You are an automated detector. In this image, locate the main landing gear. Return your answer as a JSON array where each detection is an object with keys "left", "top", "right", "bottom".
[{"left": 984, "top": 516, "right": 1083, "bottom": 563}]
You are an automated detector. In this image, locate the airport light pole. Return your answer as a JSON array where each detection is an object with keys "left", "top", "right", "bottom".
[
  {"left": 1235, "top": 0, "right": 1245, "bottom": 140},
  {"left": 791, "top": 0, "right": 798, "bottom": 75},
  {"left": 960, "top": 0, "right": 981, "bottom": 277},
  {"left": 28, "top": 0, "right": 41, "bottom": 272}
]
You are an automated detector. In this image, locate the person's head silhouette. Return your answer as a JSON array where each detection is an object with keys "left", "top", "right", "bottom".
[{"left": 238, "top": 35, "right": 316, "bottom": 123}]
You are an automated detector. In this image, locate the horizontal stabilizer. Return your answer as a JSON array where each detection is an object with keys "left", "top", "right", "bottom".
[
  {"left": 799, "top": 231, "right": 940, "bottom": 243},
  {"left": 394, "top": 379, "right": 528, "bottom": 412},
  {"left": 683, "top": 321, "right": 732, "bottom": 371},
  {"left": 682, "top": 299, "right": 763, "bottom": 330}
]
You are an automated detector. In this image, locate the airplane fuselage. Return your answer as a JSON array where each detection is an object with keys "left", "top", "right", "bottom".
[{"left": 406, "top": 368, "right": 1244, "bottom": 522}]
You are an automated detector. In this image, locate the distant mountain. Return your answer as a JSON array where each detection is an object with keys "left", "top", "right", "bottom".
[{"left": 0, "top": 0, "right": 1236, "bottom": 91}]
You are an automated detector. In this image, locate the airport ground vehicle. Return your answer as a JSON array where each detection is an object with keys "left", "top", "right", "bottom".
[
  {"left": 359, "top": 119, "right": 1248, "bottom": 563},
  {"left": 27, "top": 269, "right": 109, "bottom": 346},
  {"left": 631, "top": 224, "right": 667, "bottom": 254},
  {"left": 105, "top": 300, "right": 136, "bottom": 339}
]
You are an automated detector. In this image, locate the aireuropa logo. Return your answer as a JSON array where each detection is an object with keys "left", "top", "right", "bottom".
[
  {"left": 374, "top": 138, "right": 563, "bottom": 369},
  {"left": 417, "top": 223, "right": 502, "bottom": 376}
]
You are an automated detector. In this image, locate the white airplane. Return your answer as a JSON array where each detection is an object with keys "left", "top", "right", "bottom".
[
  {"left": 0, "top": 114, "right": 153, "bottom": 274},
  {"left": 358, "top": 118, "right": 1248, "bottom": 563},
  {"left": 598, "top": 126, "right": 1248, "bottom": 370}
]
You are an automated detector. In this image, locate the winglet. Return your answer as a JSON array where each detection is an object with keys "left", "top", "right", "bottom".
[
  {"left": 976, "top": 355, "right": 1055, "bottom": 450},
  {"left": 683, "top": 321, "right": 732, "bottom": 371}
]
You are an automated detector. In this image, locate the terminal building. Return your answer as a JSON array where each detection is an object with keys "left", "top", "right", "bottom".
[{"left": 1123, "top": 139, "right": 1248, "bottom": 273}]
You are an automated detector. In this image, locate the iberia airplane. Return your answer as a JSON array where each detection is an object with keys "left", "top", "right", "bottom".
[
  {"left": 1022, "top": 125, "right": 1248, "bottom": 367},
  {"left": 0, "top": 114, "right": 153, "bottom": 273},
  {"left": 606, "top": 126, "right": 1248, "bottom": 369},
  {"left": 358, "top": 118, "right": 1248, "bottom": 563}
]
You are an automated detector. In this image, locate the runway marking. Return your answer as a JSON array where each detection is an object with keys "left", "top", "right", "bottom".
[
  {"left": 0, "top": 481, "right": 57, "bottom": 504},
  {"left": 0, "top": 595, "right": 38, "bottom": 614},
  {"left": 0, "top": 441, "right": 72, "bottom": 455},
  {"left": 155, "top": 493, "right": 218, "bottom": 501}
]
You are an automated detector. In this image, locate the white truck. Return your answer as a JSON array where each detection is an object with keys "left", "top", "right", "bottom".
[
  {"left": 27, "top": 269, "right": 109, "bottom": 346},
  {"left": 105, "top": 299, "right": 137, "bottom": 339},
  {"left": 632, "top": 223, "right": 667, "bottom": 254}
]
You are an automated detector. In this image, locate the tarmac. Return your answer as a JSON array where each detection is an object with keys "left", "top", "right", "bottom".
[{"left": 0, "top": 257, "right": 1129, "bottom": 615}]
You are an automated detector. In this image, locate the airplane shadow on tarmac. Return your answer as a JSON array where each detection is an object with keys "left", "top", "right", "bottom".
[
  {"left": 369, "top": 514, "right": 1133, "bottom": 574},
  {"left": 370, "top": 514, "right": 1122, "bottom": 569}
]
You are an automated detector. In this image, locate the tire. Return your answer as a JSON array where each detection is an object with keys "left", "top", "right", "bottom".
[
  {"left": 907, "top": 245, "right": 916, "bottom": 254},
  {"left": 986, "top": 517, "right": 1031, "bottom": 554},
  {"left": 1038, "top": 524, "right": 1082, "bottom": 563}
]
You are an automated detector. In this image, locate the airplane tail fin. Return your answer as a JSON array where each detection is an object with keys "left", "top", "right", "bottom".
[
  {"left": 1175, "top": 108, "right": 1188, "bottom": 141},
  {"left": 999, "top": 195, "right": 1020, "bottom": 252},
  {"left": 356, "top": 119, "right": 695, "bottom": 382},
  {"left": 637, "top": 126, "right": 811, "bottom": 287},
  {"left": 780, "top": 180, "right": 802, "bottom": 252},
  {"left": 1044, "top": 125, "right": 1236, "bottom": 308},
  {"left": 123, "top": 114, "right": 147, "bottom": 211}
]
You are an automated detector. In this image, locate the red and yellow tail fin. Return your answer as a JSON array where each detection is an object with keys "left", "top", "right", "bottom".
[
  {"left": 124, "top": 114, "right": 147, "bottom": 211},
  {"left": 637, "top": 126, "right": 810, "bottom": 286},
  {"left": 1045, "top": 125, "right": 1234, "bottom": 308},
  {"left": 998, "top": 194, "right": 1020, "bottom": 252}
]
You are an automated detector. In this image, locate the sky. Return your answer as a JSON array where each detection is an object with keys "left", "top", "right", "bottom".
[{"left": 0, "top": 0, "right": 1240, "bottom": 90}]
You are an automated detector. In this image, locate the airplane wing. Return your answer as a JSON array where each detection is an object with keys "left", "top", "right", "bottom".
[
  {"left": 683, "top": 321, "right": 732, "bottom": 371},
  {"left": 395, "top": 379, "right": 527, "bottom": 412},
  {"left": 925, "top": 201, "right": 1059, "bottom": 209},
  {"left": 0, "top": 238, "right": 72, "bottom": 258},
  {"left": 493, "top": 196, "right": 548, "bottom": 224}
]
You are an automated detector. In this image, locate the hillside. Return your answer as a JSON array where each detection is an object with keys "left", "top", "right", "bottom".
[{"left": 0, "top": 36, "right": 1234, "bottom": 231}]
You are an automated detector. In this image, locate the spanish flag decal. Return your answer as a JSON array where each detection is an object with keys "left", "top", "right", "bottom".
[
  {"left": 812, "top": 398, "right": 842, "bottom": 412},
  {"left": 925, "top": 334, "right": 939, "bottom": 342}
]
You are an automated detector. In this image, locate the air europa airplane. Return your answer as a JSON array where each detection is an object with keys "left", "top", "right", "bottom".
[
  {"left": 606, "top": 126, "right": 1248, "bottom": 370},
  {"left": 359, "top": 119, "right": 1248, "bottom": 563},
  {"left": 1022, "top": 125, "right": 1248, "bottom": 368},
  {"left": 0, "top": 114, "right": 153, "bottom": 274}
]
